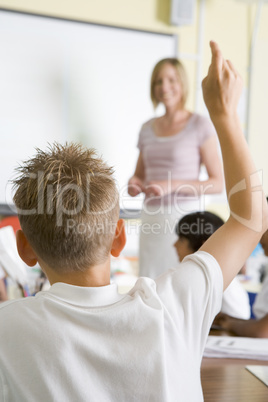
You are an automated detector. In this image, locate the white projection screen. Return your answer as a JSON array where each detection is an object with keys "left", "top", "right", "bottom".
[{"left": 0, "top": 9, "right": 177, "bottom": 212}]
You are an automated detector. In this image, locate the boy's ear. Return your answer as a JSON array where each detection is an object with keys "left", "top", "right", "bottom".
[
  {"left": 111, "top": 219, "right": 126, "bottom": 258},
  {"left": 16, "top": 230, "right": 38, "bottom": 267}
]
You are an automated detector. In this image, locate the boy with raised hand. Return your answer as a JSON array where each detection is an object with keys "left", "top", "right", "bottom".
[{"left": 0, "top": 41, "right": 267, "bottom": 402}]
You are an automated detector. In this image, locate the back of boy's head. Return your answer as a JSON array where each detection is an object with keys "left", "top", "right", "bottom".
[
  {"left": 176, "top": 211, "right": 224, "bottom": 252},
  {"left": 12, "top": 143, "right": 119, "bottom": 272}
]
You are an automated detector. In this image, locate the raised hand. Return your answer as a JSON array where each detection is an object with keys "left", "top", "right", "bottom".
[{"left": 202, "top": 41, "right": 243, "bottom": 120}]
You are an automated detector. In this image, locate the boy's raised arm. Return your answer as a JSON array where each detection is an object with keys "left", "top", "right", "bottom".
[{"left": 200, "top": 41, "right": 268, "bottom": 289}]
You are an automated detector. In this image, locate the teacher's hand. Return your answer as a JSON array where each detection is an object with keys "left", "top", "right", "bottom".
[
  {"left": 128, "top": 176, "right": 145, "bottom": 197},
  {"left": 145, "top": 181, "right": 171, "bottom": 198}
]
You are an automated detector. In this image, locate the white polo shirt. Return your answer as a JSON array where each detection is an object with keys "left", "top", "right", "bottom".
[
  {"left": 253, "top": 274, "right": 268, "bottom": 319},
  {"left": 221, "top": 276, "right": 250, "bottom": 319},
  {"left": 0, "top": 251, "right": 223, "bottom": 402},
  {"left": 0, "top": 265, "right": 5, "bottom": 280}
]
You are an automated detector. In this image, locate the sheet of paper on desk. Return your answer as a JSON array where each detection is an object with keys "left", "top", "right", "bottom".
[
  {"left": 204, "top": 336, "right": 268, "bottom": 360},
  {"left": 246, "top": 366, "right": 268, "bottom": 386}
]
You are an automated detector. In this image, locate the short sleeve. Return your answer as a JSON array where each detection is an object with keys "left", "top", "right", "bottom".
[
  {"left": 137, "top": 125, "right": 144, "bottom": 151},
  {"left": 137, "top": 118, "right": 155, "bottom": 151},
  {"left": 155, "top": 251, "right": 223, "bottom": 354},
  {"left": 195, "top": 114, "right": 216, "bottom": 147}
]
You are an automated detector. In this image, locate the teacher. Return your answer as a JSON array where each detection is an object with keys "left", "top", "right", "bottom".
[{"left": 128, "top": 57, "right": 223, "bottom": 278}]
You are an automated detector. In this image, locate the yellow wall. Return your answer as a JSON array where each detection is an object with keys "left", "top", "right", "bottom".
[{"left": 1, "top": 0, "right": 268, "bottom": 192}]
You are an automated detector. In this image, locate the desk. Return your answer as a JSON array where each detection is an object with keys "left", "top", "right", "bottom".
[
  {"left": 201, "top": 357, "right": 268, "bottom": 401},
  {"left": 201, "top": 329, "right": 268, "bottom": 401}
]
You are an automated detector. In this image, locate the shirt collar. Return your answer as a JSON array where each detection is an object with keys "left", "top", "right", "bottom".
[{"left": 39, "top": 282, "right": 125, "bottom": 307}]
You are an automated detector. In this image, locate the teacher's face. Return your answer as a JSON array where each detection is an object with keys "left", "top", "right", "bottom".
[{"left": 153, "top": 63, "right": 182, "bottom": 109}]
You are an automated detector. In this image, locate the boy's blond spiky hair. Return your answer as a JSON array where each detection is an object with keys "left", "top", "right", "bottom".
[{"left": 13, "top": 143, "right": 119, "bottom": 272}]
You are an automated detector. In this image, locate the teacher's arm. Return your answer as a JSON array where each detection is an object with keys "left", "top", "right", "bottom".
[
  {"left": 128, "top": 152, "right": 146, "bottom": 197},
  {"left": 200, "top": 135, "right": 224, "bottom": 194}
]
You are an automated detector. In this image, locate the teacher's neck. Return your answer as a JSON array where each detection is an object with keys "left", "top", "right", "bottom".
[{"left": 164, "top": 107, "right": 189, "bottom": 122}]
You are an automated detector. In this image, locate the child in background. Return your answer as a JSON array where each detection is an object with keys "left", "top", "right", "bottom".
[
  {"left": 214, "top": 226, "right": 268, "bottom": 338},
  {"left": 174, "top": 211, "right": 251, "bottom": 319},
  {"left": 0, "top": 42, "right": 267, "bottom": 401},
  {"left": 0, "top": 266, "right": 7, "bottom": 302}
]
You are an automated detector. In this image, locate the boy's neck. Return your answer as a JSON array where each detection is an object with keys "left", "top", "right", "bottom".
[{"left": 40, "top": 258, "right": 111, "bottom": 288}]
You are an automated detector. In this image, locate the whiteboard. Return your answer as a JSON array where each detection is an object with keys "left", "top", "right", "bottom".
[{"left": 0, "top": 9, "right": 177, "bottom": 210}]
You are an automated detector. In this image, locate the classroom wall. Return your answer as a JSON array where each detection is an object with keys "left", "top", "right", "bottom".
[{"left": 1, "top": 0, "right": 268, "bottom": 193}]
